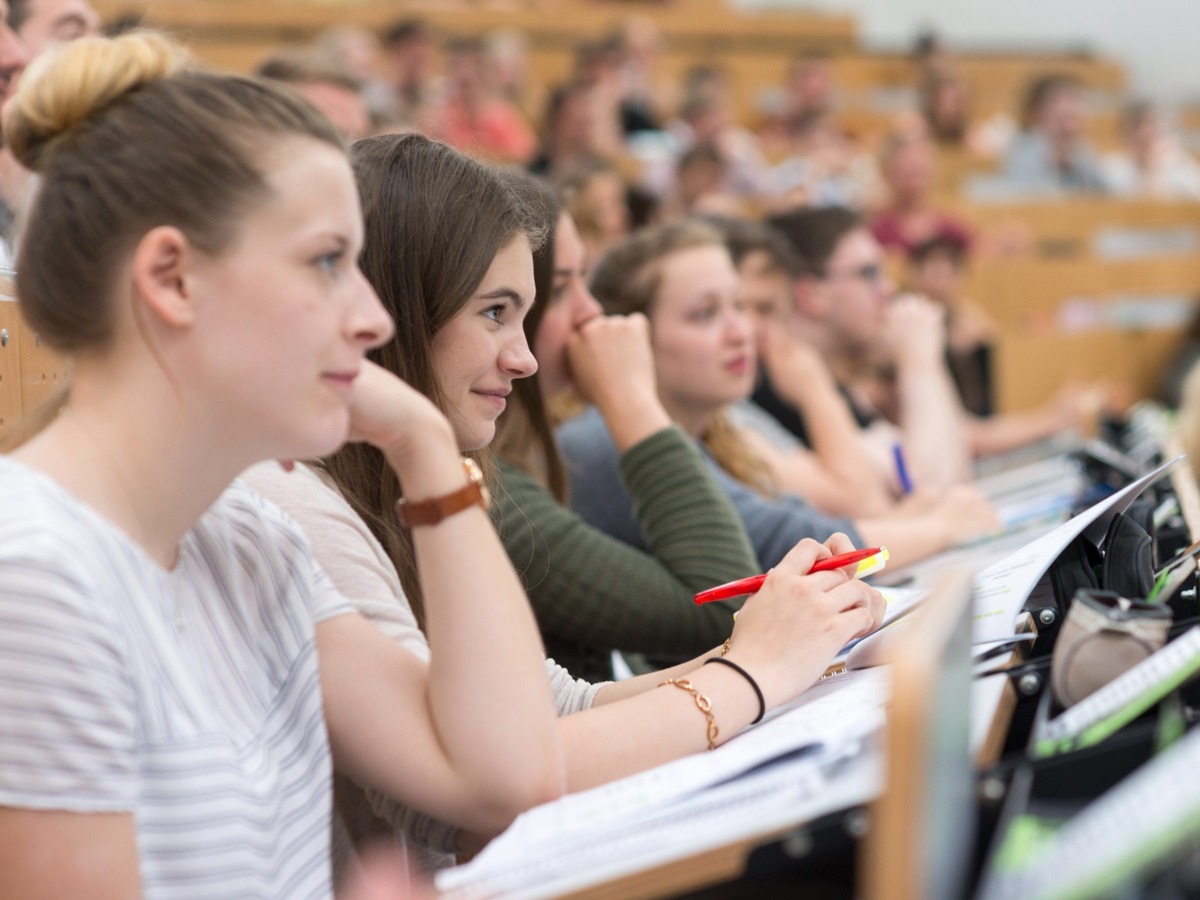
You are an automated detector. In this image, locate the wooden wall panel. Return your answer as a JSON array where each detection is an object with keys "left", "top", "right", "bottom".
[
  {"left": 18, "top": 326, "right": 68, "bottom": 417},
  {"left": 0, "top": 301, "right": 21, "bottom": 439}
]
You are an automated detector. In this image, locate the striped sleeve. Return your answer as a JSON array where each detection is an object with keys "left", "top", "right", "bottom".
[{"left": 0, "top": 546, "right": 137, "bottom": 811}]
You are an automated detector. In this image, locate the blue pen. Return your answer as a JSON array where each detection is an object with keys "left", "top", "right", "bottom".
[{"left": 892, "top": 442, "right": 913, "bottom": 495}]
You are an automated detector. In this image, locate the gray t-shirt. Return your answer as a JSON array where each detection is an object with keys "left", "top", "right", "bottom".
[
  {"left": 727, "top": 399, "right": 804, "bottom": 454},
  {"left": 0, "top": 457, "right": 349, "bottom": 898}
]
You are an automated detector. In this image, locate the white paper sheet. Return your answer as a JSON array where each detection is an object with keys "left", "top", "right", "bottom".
[
  {"left": 437, "top": 669, "right": 891, "bottom": 898},
  {"left": 438, "top": 738, "right": 883, "bottom": 900},
  {"left": 970, "top": 457, "right": 1183, "bottom": 644}
]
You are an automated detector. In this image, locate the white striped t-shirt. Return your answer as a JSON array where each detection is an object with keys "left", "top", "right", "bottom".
[{"left": 0, "top": 457, "right": 351, "bottom": 898}]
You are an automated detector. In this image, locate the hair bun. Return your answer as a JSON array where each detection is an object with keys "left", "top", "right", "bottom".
[{"left": 4, "top": 31, "right": 186, "bottom": 172}]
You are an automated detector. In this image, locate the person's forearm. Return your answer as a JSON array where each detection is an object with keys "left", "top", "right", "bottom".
[
  {"left": 781, "top": 374, "right": 893, "bottom": 513},
  {"left": 965, "top": 409, "right": 1065, "bottom": 458},
  {"left": 384, "top": 430, "right": 565, "bottom": 816},
  {"left": 502, "top": 426, "right": 755, "bottom": 658},
  {"left": 896, "top": 357, "right": 971, "bottom": 489},
  {"left": 591, "top": 649, "right": 725, "bottom": 706},
  {"left": 853, "top": 513, "right": 950, "bottom": 570},
  {"left": 559, "top": 662, "right": 762, "bottom": 791}
]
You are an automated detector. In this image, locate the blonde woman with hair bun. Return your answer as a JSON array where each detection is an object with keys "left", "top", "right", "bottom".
[{"left": 0, "top": 31, "right": 566, "bottom": 898}]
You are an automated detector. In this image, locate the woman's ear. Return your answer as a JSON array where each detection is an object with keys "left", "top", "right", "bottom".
[{"left": 131, "top": 226, "right": 196, "bottom": 328}]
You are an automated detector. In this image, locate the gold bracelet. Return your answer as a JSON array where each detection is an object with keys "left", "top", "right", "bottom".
[{"left": 659, "top": 678, "right": 719, "bottom": 750}]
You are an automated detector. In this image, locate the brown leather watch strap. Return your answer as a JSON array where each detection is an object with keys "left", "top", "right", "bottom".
[{"left": 396, "top": 458, "right": 490, "bottom": 527}]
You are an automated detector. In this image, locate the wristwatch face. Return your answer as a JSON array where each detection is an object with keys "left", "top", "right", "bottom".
[
  {"left": 396, "top": 456, "right": 490, "bottom": 526},
  {"left": 462, "top": 457, "right": 492, "bottom": 511}
]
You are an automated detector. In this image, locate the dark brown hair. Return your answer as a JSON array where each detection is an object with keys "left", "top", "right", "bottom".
[
  {"left": 326, "top": 133, "right": 544, "bottom": 624},
  {"left": 765, "top": 206, "right": 863, "bottom": 279},
  {"left": 707, "top": 215, "right": 800, "bottom": 278},
  {"left": 8, "top": 0, "right": 31, "bottom": 32}
]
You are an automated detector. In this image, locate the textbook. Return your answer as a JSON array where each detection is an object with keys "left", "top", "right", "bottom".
[{"left": 970, "top": 457, "right": 1183, "bottom": 645}]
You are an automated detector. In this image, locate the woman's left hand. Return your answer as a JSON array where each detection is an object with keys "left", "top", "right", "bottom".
[{"left": 345, "top": 360, "right": 456, "bottom": 458}]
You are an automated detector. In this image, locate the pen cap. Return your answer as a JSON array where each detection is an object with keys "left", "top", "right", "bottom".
[{"left": 1051, "top": 588, "right": 1173, "bottom": 710}]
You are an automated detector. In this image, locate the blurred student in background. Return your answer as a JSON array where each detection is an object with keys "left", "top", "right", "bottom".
[
  {"left": 758, "top": 205, "right": 973, "bottom": 490},
  {"left": 381, "top": 17, "right": 442, "bottom": 133},
  {"left": 1001, "top": 73, "right": 1107, "bottom": 194},
  {"left": 257, "top": 49, "right": 372, "bottom": 144},
  {"left": 558, "top": 157, "right": 631, "bottom": 268},
  {"left": 559, "top": 219, "right": 998, "bottom": 573},
  {"left": 1101, "top": 100, "right": 1200, "bottom": 200},
  {"left": 899, "top": 234, "right": 1110, "bottom": 456},
  {"left": 869, "top": 129, "right": 973, "bottom": 258},
  {"left": 436, "top": 36, "right": 537, "bottom": 165}
]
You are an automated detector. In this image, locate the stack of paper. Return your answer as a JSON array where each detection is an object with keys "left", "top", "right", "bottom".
[{"left": 436, "top": 669, "right": 891, "bottom": 899}]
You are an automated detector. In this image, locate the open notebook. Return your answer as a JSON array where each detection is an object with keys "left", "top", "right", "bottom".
[{"left": 436, "top": 567, "right": 978, "bottom": 900}]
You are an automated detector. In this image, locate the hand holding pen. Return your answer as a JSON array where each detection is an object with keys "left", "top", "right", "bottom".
[
  {"left": 715, "top": 535, "right": 886, "bottom": 709},
  {"left": 695, "top": 546, "right": 889, "bottom": 605}
]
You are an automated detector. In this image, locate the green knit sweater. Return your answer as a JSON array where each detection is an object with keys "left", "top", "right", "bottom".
[{"left": 493, "top": 425, "right": 759, "bottom": 682}]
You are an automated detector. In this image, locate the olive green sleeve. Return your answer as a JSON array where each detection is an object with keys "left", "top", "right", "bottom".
[{"left": 494, "top": 426, "right": 758, "bottom": 663}]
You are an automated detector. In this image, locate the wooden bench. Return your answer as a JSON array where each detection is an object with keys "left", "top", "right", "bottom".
[
  {"left": 89, "top": 0, "right": 1125, "bottom": 140},
  {"left": 89, "top": 0, "right": 857, "bottom": 73},
  {"left": 949, "top": 200, "right": 1200, "bottom": 411},
  {"left": 954, "top": 199, "right": 1200, "bottom": 259}
]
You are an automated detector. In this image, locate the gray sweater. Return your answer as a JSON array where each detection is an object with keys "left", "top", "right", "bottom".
[{"left": 557, "top": 406, "right": 862, "bottom": 570}]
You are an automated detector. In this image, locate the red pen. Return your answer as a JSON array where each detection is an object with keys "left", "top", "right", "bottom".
[{"left": 693, "top": 547, "right": 887, "bottom": 605}]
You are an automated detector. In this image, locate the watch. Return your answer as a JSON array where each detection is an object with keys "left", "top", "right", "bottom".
[{"left": 395, "top": 457, "right": 491, "bottom": 527}]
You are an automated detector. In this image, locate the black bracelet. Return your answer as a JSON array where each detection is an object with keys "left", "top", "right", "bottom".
[{"left": 703, "top": 656, "right": 765, "bottom": 724}]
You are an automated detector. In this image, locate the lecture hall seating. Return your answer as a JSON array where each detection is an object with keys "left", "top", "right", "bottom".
[{"left": 76, "top": 0, "right": 1200, "bottom": 416}]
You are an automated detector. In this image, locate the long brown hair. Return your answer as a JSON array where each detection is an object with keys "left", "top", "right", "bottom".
[
  {"left": 589, "top": 219, "right": 775, "bottom": 495},
  {"left": 326, "top": 133, "right": 544, "bottom": 624}
]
